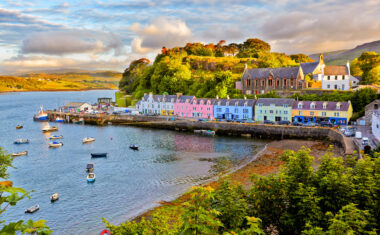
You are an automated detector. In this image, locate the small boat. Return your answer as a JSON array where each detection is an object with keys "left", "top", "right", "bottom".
[
  {"left": 16, "top": 125, "right": 23, "bottom": 129},
  {"left": 87, "top": 173, "right": 96, "bottom": 182},
  {"left": 42, "top": 126, "right": 58, "bottom": 133},
  {"left": 49, "top": 141, "right": 63, "bottom": 148},
  {"left": 82, "top": 137, "right": 95, "bottom": 144},
  {"left": 54, "top": 117, "right": 65, "bottom": 123},
  {"left": 86, "top": 163, "right": 94, "bottom": 172},
  {"left": 33, "top": 106, "right": 48, "bottom": 121},
  {"left": 91, "top": 153, "right": 107, "bottom": 158},
  {"left": 14, "top": 139, "right": 29, "bottom": 144},
  {"left": 50, "top": 193, "right": 59, "bottom": 202},
  {"left": 49, "top": 135, "right": 63, "bottom": 139},
  {"left": 25, "top": 204, "right": 39, "bottom": 213},
  {"left": 72, "top": 118, "right": 84, "bottom": 124},
  {"left": 129, "top": 144, "right": 139, "bottom": 150},
  {"left": 201, "top": 130, "right": 215, "bottom": 136},
  {"left": 11, "top": 151, "right": 28, "bottom": 157}
]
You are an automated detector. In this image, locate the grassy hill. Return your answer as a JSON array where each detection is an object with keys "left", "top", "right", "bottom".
[
  {"left": 309, "top": 40, "right": 380, "bottom": 65},
  {"left": 0, "top": 71, "right": 121, "bottom": 92}
]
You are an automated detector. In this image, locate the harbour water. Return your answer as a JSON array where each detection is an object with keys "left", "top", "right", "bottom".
[{"left": 0, "top": 90, "right": 268, "bottom": 234}]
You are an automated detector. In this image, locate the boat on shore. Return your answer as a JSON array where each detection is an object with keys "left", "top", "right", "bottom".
[
  {"left": 194, "top": 130, "right": 216, "bottom": 136},
  {"left": 129, "top": 144, "right": 139, "bottom": 150},
  {"left": 54, "top": 117, "right": 65, "bottom": 123},
  {"left": 42, "top": 126, "right": 58, "bottom": 133},
  {"left": 11, "top": 151, "right": 28, "bottom": 157},
  {"left": 14, "top": 139, "right": 29, "bottom": 144},
  {"left": 25, "top": 204, "right": 39, "bottom": 213},
  {"left": 50, "top": 135, "right": 63, "bottom": 139},
  {"left": 86, "top": 163, "right": 94, "bottom": 172},
  {"left": 49, "top": 141, "right": 63, "bottom": 148},
  {"left": 50, "top": 193, "right": 59, "bottom": 202},
  {"left": 91, "top": 153, "right": 107, "bottom": 158},
  {"left": 87, "top": 173, "right": 96, "bottom": 182},
  {"left": 33, "top": 106, "right": 48, "bottom": 121},
  {"left": 83, "top": 137, "right": 95, "bottom": 144},
  {"left": 16, "top": 125, "right": 23, "bottom": 129}
]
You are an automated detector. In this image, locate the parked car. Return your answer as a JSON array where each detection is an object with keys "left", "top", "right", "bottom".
[
  {"left": 245, "top": 120, "right": 255, "bottom": 123},
  {"left": 362, "top": 137, "right": 369, "bottom": 146},
  {"left": 355, "top": 131, "right": 362, "bottom": 139},
  {"left": 344, "top": 130, "right": 355, "bottom": 137},
  {"left": 304, "top": 122, "right": 318, "bottom": 127},
  {"left": 264, "top": 120, "right": 275, "bottom": 125},
  {"left": 279, "top": 120, "right": 291, "bottom": 125},
  {"left": 320, "top": 121, "right": 333, "bottom": 127},
  {"left": 292, "top": 121, "right": 303, "bottom": 126}
]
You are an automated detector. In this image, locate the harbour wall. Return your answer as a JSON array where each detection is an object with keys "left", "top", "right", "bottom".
[{"left": 46, "top": 111, "right": 350, "bottom": 154}]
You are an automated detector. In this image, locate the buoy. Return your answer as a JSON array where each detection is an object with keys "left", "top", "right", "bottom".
[
  {"left": 110, "top": 137, "right": 113, "bottom": 140},
  {"left": 100, "top": 229, "right": 110, "bottom": 235}
]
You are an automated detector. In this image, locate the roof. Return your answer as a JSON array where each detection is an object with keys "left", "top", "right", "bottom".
[
  {"left": 300, "top": 62, "right": 319, "bottom": 74},
  {"left": 177, "top": 95, "right": 195, "bottom": 103},
  {"left": 214, "top": 99, "right": 256, "bottom": 107},
  {"left": 292, "top": 101, "right": 351, "bottom": 111},
  {"left": 324, "top": 65, "right": 348, "bottom": 75},
  {"left": 242, "top": 67, "right": 300, "bottom": 80},
  {"left": 64, "top": 102, "right": 89, "bottom": 107},
  {"left": 192, "top": 98, "right": 216, "bottom": 105},
  {"left": 256, "top": 98, "right": 294, "bottom": 107}
]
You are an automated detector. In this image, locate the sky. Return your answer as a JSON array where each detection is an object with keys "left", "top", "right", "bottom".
[{"left": 0, "top": 0, "right": 379, "bottom": 74}]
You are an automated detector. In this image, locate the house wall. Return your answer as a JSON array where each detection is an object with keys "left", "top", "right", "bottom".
[
  {"left": 364, "top": 100, "right": 380, "bottom": 126},
  {"left": 190, "top": 101, "right": 213, "bottom": 119},
  {"left": 160, "top": 101, "right": 174, "bottom": 116},
  {"left": 213, "top": 105, "right": 254, "bottom": 120},
  {"left": 174, "top": 101, "right": 192, "bottom": 118},
  {"left": 79, "top": 103, "right": 92, "bottom": 111},
  {"left": 321, "top": 75, "right": 351, "bottom": 90},
  {"left": 255, "top": 104, "right": 292, "bottom": 122},
  {"left": 372, "top": 112, "right": 380, "bottom": 140}
]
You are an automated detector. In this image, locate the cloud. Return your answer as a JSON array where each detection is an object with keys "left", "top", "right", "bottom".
[
  {"left": 0, "top": 55, "right": 129, "bottom": 74},
  {"left": 21, "top": 30, "right": 125, "bottom": 56},
  {"left": 130, "top": 17, "right": 192, "bottom": 53}
]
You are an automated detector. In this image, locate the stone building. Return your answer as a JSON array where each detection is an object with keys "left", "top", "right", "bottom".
[
  {"left": 372, "top": 111, "right": 380, "bottom": 140},
  {"left": 364, "top": 100, "right": 380, "bottom": 126},
  {"left": 241, "top": 66, "right": 305, "bottom": 95},
  {"left": 300, "top": 54, "right": 325, "bottom": 79}
]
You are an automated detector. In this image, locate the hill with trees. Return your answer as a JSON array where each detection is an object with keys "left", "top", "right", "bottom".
[{"left": 119, "top": 38, "right": 314, "bottom": 99}]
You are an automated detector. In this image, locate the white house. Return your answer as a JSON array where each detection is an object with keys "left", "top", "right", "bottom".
[
  {"left": 321, "top": 62, "right": 359, "bottom": 91},
  {"left": 63, "top": 102, "right": 93, "bottom": 112},
  {"left": 138, "top": 93, "right": 161, "bottom": 114},
  {"left": 372, "top": 111, "right": 380, "bottom": 141}
]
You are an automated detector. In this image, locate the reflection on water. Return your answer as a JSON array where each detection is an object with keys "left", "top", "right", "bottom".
[{"left": 0, "top": 90, "right": 267, "bottom": 234}]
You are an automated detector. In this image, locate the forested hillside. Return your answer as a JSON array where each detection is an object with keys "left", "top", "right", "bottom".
[
  {"left": 119, "top": 39, "right": 314, "bottom": 99},
  {"left": 350, "top": 51, "right": 380, "bottom": 85}
]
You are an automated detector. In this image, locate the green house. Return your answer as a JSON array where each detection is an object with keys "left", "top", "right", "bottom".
[{"left": 255, "top": 98, "right": 294, "bottom": 122}]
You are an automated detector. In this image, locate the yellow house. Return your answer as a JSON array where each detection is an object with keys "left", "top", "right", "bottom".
[{"left": 292, "top": 100, "right": 353, "bottom": 125}]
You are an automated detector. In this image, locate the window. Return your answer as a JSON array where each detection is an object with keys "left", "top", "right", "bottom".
[
  {"left": 374, "top": 104, "right": 378, "bottom": 110},
  {"left": 217, "top": 108, "right": 221, "bottom": 112},
  {"left": 327, "top": 76, "right": 330, "bottom": 80},
  {"left": 283, "top": 117, "right": 288, "bottom": 121},
  {"left": 298, "top": 103, "right": 303, "bottom": 108},
  {"left": 334, "top": 85, "right": 338, "bottom": 89},
  {"left": 236, "top": 115, "right": 239, "bottom": 119},
  {"left": 335, "top": 76, "right": 338, "bottom": 80},
  {"left": 234, "top": 108, "right": 238, "bottom": 113},
  {"left": 207, "top": 107, "right": 210, "bottom": 111},
  {"left": 226, "top": 108, "right": 229, "bottom": 112},
  {"left": 283, "top": 104, "right": 288, "bottom": 108},
  {"left": 259, "top": 110, "right": 263, "bottom": 114},
  {"left": 299, "top": 111, "right": 303, "bottom": 115},
  {"left": 342, "top": 75, "right": 345, "bottom": 80},
  {"left": 258, "top": 103, "right": 263, "bottom": 107},
  {"left": 311, "top": 103, "right": 315, "bottom": 109},
  {"left": 342, "top": 84, "right": 345, "bottom": 90},
  {"left": 327, "top": 85, "right": 330, "bottom": 89},
  {"left": 334, "top": 112, "right": 340, "bottom": 117},
  {"left": 310, "top": 111, "right": 314, "bottom": 116},
  {"left": 264, "top": 110, "right": 267, "bottom": 114},
  {"left": 284, "top": 111, "right": 288, "bottom": 114},
  {"left": 322, "top": 112, "right": 326, "bottom": 117},
  {"left": 193, "top": 107, "right": 196, "bottom": 111},
  {"left": 243, "top": 109, "right": 248, "bottom": 113},
  {"left": 270, "top": 110, "right": 274, "bottom": 114}
]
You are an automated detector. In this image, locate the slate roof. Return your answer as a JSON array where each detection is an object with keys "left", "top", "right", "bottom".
[
  {"left": 292, "top": 101, "right": 351, "bottom": 111},
  {"left": 141, "top": 94, "right": 179, "bottom": 102},
  {"left": 300, "top": 62, "right": 319, "bottom": 74},
  {"left": 177, "top": 95, "right": 195, "bottom": 103},
  {"left": 256, "top": 98, "right": 294, "bottom": 107},
  {"left": 214, "top": 99, "right": 256, "bottom": 107},
  {"left": 242, "top": 67, "right": 300, "bottom": 80},
  {"left": 324, "top": 65, "right": 348, "bottom": 75}
]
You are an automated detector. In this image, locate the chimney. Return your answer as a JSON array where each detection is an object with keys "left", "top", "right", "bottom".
[
  {"left": 346, "top": 61, "right": 350, "bottom": 76},
  {"left": 216, "top": 95, "right": 219, "bottom": 99},
  {"left": 244, "top": 95, "right": 247, "bottom": 100},
  {"left": 176, "top": 93, "right": 183, "bottom": 99},
  {"left": 227, "top": 95, "right": 230, "bottom": 100},
  {"left": 244, "top": 63, "right": 247, "bottom": 70}
]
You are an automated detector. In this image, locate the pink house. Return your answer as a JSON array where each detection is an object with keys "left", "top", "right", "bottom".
[
  {"left": 174, "top": 95, "right": 195, "bottom": 118},
  {"left": 190, "top": 98, "right": 215, "bottom": 119}
]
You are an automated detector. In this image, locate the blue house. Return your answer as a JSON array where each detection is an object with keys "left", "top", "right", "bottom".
[{"left": 213, "top": 98, "right": 256, "bottom": 121}]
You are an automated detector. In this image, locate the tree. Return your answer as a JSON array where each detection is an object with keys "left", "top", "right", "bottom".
[
  {"left": 237, "top": 38, "right": 271, "bottom": 58},
  {"left": 290, "top": 54, "right": 314, "bottom": 63},
  {"left": 119, "top": 58, "right": 150, "bottom": 93},
  {"left": 0, "top": 147, "right": 52, "bottom": 234},
  {"left": 366, "top": 65, "right": 380, "bottom": 85},
  {"left": 350, "top": 51, "right": 380, "bottom": 84}
]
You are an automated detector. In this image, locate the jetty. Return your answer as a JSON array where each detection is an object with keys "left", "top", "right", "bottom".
[{"left": 45, "top": 110, "right": 355, "bottom": 155}]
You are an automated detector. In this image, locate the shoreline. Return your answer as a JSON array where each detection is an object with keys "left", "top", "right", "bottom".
[
  {"left": 130, "top": 139, "right": 344, "bottom": 223},
  {"left": 0, "top": 88, "right": 117, "bottom": 94}
]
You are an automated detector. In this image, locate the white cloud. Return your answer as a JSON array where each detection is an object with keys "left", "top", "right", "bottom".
[{"left": 130, "top": 17, "right": 192, "bottom": 53}]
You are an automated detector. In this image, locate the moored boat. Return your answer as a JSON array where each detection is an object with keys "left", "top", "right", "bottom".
[
  {"left": 54, "top": 117, "right": 65, "bottom": 123},
  {"left": 25, "top": 204, "right": 39, "bottom": 213},
  {"left": 16, "top": 125, "right": 23, "bottom": 129},
  {"left": 129, "top": 144, "right": 139, "bottom": 150},
  {"left": 49, "top": 141, "right": 63, "bottom": 148},
  {"left": 82, "top": 137, "right": 95, "bottom": 144},
  {"left": 14, "top": 139, "right": 29, "bottom": 144},
  {"left": 87, "top": 173, "right": 96, "bottom": 182},
  {"left": 11, "top": 151, "right": 28, "bottom": 157},
  {"left": 42, "top": 126, "right": 58, "bottom": 133},
  {"left": 86, "top": 163, "right": 94, "bottom": 172},
  {"left": 33, "top": 106, "right": 48, "bottom": 121},
  {"left": 91, "top": 153, "right": 107, "bottom": 158},
  {"left": 49, "top": 135, "right": 63, "bottom": 139},
  {"left": 50, "top": 193, "right": 59, "bottom": 202},
  {"left": 72, "top": 118, "right": 84, "bottom": 124}
]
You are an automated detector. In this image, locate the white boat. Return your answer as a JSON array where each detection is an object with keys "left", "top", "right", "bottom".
[
  {"left": 11, "top": 151, "right": 28, "bottom": 157},
  {"left": 25, "top": 204, "right": 39, "bottom": 213},
  {"left": 54, "top": 117, "right": 65, "bottom": 123},
  {"left": 82, "top": 137, "right": 95, "bottom": 144},
  {"left": 50, "top": 135, "right": 63, "bottom": 139},
  {"left": 14, "top": 139, "right": 30, "bottom": 144},
  {"left": 50, "top": 193, "right": 59, "bottom": 202},
  {"left": 33, "top": 106, "right": 48, "bottom": 121},
  {"left": 87, "top": 173, "right": 96, "bottom": 182},
  {"left": 49, "top": 141, "right": 63, "bottom": 148},
  {"left": 42, "top": 126, "right": 58, "bottom": 133}
]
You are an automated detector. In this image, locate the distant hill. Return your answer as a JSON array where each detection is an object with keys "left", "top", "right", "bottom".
[{"left": 309, "top": 40, "right": 380, "bottom": 65}]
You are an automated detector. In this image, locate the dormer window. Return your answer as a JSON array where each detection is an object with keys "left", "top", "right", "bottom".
[
  {"left": 218, "top": 101, "right": 221, "bottom": 106},
  {"left": 310, "top": 102, "right": 315, "bottom": 109},
  {"left": 226, "top": 102, "right": 229, "bottom": 106},
  {"left": 244, "top": 102, "right": 247, "bottom": 107},
  {"left": 336, "top": 102, "right": 341, "bottom": 109},
  {"left": 298, "top": 102, "right": 303, "bottom": 109},
  {"left": 235, "top": 102, "right": 238, "bottom": 106},
  {"left": 323, "top": 102, "right": 327, "bottom": 109}
]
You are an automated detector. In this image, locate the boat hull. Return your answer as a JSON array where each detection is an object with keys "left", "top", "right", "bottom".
[
  {"left": 91, "top": 153, "right": 107, "bottom": 158},
  {"left": 12, "top": 151, "right": 28, "bottom": 157}
]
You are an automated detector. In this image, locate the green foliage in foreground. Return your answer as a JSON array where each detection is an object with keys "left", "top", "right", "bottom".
[
  {"left": 104, "top": 148, "right": 379, "bottom": 234},
  {"left": 0, "top": 147, "right": 52, "bottom": 234}
]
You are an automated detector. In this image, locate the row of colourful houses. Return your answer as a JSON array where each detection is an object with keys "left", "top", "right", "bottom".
[{"left": 136, "top": 93, "right": 353, "bottom": 125}]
